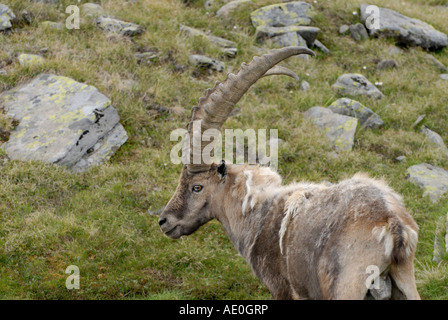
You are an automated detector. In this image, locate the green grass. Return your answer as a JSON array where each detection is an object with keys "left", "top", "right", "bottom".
[{"left": 0, "top": 0, "right": 448, "bottom": 299}]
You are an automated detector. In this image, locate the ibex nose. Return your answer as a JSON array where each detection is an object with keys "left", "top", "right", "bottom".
[{"left": 158, "top": 217, "right": 167, "bottom": 226}]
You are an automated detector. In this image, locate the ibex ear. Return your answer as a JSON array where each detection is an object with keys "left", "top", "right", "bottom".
[{"left": 217, "top": 160, "right": 227, "bottom": 180}]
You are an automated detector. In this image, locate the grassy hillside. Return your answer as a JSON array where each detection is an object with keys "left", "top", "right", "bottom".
[{"left": 0, "top": 0, "right": 448, "bottom": 299}]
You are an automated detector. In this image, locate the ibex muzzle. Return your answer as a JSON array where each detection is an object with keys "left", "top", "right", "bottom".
[{"left": 158, "top": 47, "right": 420, "bottom": 300}]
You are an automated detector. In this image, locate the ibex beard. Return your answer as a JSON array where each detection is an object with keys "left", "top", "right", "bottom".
[{"left": 158, "top": 47, "right": 420, "bottom": 300}]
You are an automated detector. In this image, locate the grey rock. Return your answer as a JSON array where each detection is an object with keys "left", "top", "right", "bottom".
[
  {"left": 420, "top": 125, "right": 448, "bottom": 156},
  {"left": 250, "top": 1, "right": 315, "bottom": 28},
  {"left": 425, "top": 54, "right": 447, "bottom": 72},
  {"left": 329, "top": 98, "right": 383, "bottom": 129},
  {"left": 406, "top": 163, "right": 448, "bottom": 202},
  {"left": 440, "top": 74, "right": 448, "bottom": 80},
  {"left": 0, "top": 74, "right": 127, "bottom": 172},
  {"left": 349, "top": 23, "right": 369, "bottom": 42},
  {"left": 376, "top": 59, "right": 397, "bottom": 70},
  {"left": 313, "top": 39, "right": 330, "bottom": 54},
  {"left": 204, "top": 0, "right": 214, "bottom": 10},
  {"left": 81, "top": 3, "right": 105, "bottom": 18},
  {"left": 71, "top": 123, "right": 128, "bottom": 172},
  {"left": 180, "top": 24, "right": 237, "bottom": 49},
  {"left": 396, "top": 155, "right": 406, "bottom": 162},
  {"left": 21, "top": 10, "right": 33, "bottom": 25},
  {"left": 95, "top": 15, "right": 143, "bottom": 36},
  {"left": 303, "top": 106, "right": 358, "bottom": 151},
  {"left": 217, "top": 0, "right": 252, "bottom": 19},
  {"left": 388, "top": 46, "right": 404, "bottom": 56},
  {"left": 433, "top": 234, "right": 444, "bottom": 264},
  {"left": 300, "top": 80, "right": 310, "bottom": 91},
  {"left": 0, "top": 69, "right": 7, "bottom": 75},
  {"left": 274, "top": 31, "right": 305, "bottom": 47},
  {"left": 360, "top": 4, "right": 448, "bottom": 51},
  {"left": 135, "top": 52, "right": 158, "bottom": 66},
  {"left": 222, "top": 47, "right": 237, "bottom": 58},
  {"left": 332, "top": 73, "right": 384, "bottom": 100},
  {"left": 412, "top": 114, "right": 426, "bottom": 129},
  {"left": 265, "top": 32, "right": 308, "bottom": 54},
  {"left": 189, "top": 54, "right": 224, "bottom": 72},
  {"left": 339, "top": 24, "right": 350, "bottom": 35},
  {"left": 255, "top": 25, "right": 320, "bottom": 47},
  {"left": 0, "top": 4, "right": 16, "bottom": 31}
]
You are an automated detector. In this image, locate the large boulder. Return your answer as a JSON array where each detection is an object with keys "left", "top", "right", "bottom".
[
  {"left": 360, "top": 4, "right": 448, "bottom": 51},
  {"left": 250, "top": 1, "right": 315, "bottom": 28},
  {"left": 0, "top": 4, "right": 15, "bottom": 31},
  {"left": 406, "top": 163, "right": 448, "bottom": 202},
  {"left": 251, "top": 2, "right": 320, "bottom": 53},
  {"left": 332, "top": 74, "right": 384, "bottom": 100},
  {"left": 303, "top": 106, "right": 358, "bottom": 151},
  {"left": 328, "top": 98, "right": 383, "bottom": 129},
  {"left": 0, "top": 74, "right": 128, "bottom": 172}
]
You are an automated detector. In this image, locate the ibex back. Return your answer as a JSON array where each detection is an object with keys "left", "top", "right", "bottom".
[{"left": 159, "top": 47, "right": 420, "bottom": 300}]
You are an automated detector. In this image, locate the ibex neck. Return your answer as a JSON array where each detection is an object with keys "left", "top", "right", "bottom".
[{"left": 214, "top": 165, "right": 294, "bottom": 261}]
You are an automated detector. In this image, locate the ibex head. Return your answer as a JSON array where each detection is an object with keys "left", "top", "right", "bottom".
[{"left": 159, "top": 46, "right": 315, "bottom": 239}]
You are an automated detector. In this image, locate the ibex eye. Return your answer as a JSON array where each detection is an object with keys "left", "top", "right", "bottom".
[{"left": 192, "top": 185, "right": 203, "bottom": 193}]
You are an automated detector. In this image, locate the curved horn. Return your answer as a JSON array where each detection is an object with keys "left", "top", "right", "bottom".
[
  {"left": 187, "top": 46, "right": 315, "bottom": 173},
  {"left": 262, "top": 65, "right": 300, "bottom": 81}
]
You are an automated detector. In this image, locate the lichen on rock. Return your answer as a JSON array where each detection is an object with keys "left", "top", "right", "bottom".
[{"left": 0, "top": 74, "right": 128, "bottom": 172}]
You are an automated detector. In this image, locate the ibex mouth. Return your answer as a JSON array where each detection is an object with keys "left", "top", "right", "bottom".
[{"left": 164, "top": 225, "right": 180, "bottom": 238}]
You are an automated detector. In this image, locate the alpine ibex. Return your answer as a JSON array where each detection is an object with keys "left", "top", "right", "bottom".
[{"left": 159, "top": 47, "right": 420, "bottom": 300}]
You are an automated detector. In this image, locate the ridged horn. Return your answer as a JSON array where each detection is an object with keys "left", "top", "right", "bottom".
[{"left": 187, "top": 46, "right": 315, "bottom": 173}]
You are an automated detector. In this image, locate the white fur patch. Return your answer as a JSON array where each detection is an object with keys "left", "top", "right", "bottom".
[
  {"left": 372, "top": 224, "right": 417, "bottom": 260},
  {"left": 405, "top": 226, "right": 418, "bottom": 258},
  {"left": 279, "top": 207, "right": 292, "bottom": 255},
  {"left": 242, "top": 170, "right": 253, "bottom": 215},
  {"left": 372, "top": 226, "right": 394, "bottom": 258},
  {"left": 279, "top": 189, "right": 307, "bottom": 255}
]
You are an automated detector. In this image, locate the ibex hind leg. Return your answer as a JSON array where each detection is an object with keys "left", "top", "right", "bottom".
[
  {"left": 331, "top": 259, "right": 420, "bottom": 300},
  {"left": 389, "top": 261, "right": 420, "bottom": 300},
  {"left": 331, "top": 267, "right": 371, "bottom": 300},
  {"left": 330, "top": 239, "right": 393, "bottom": 299}
]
